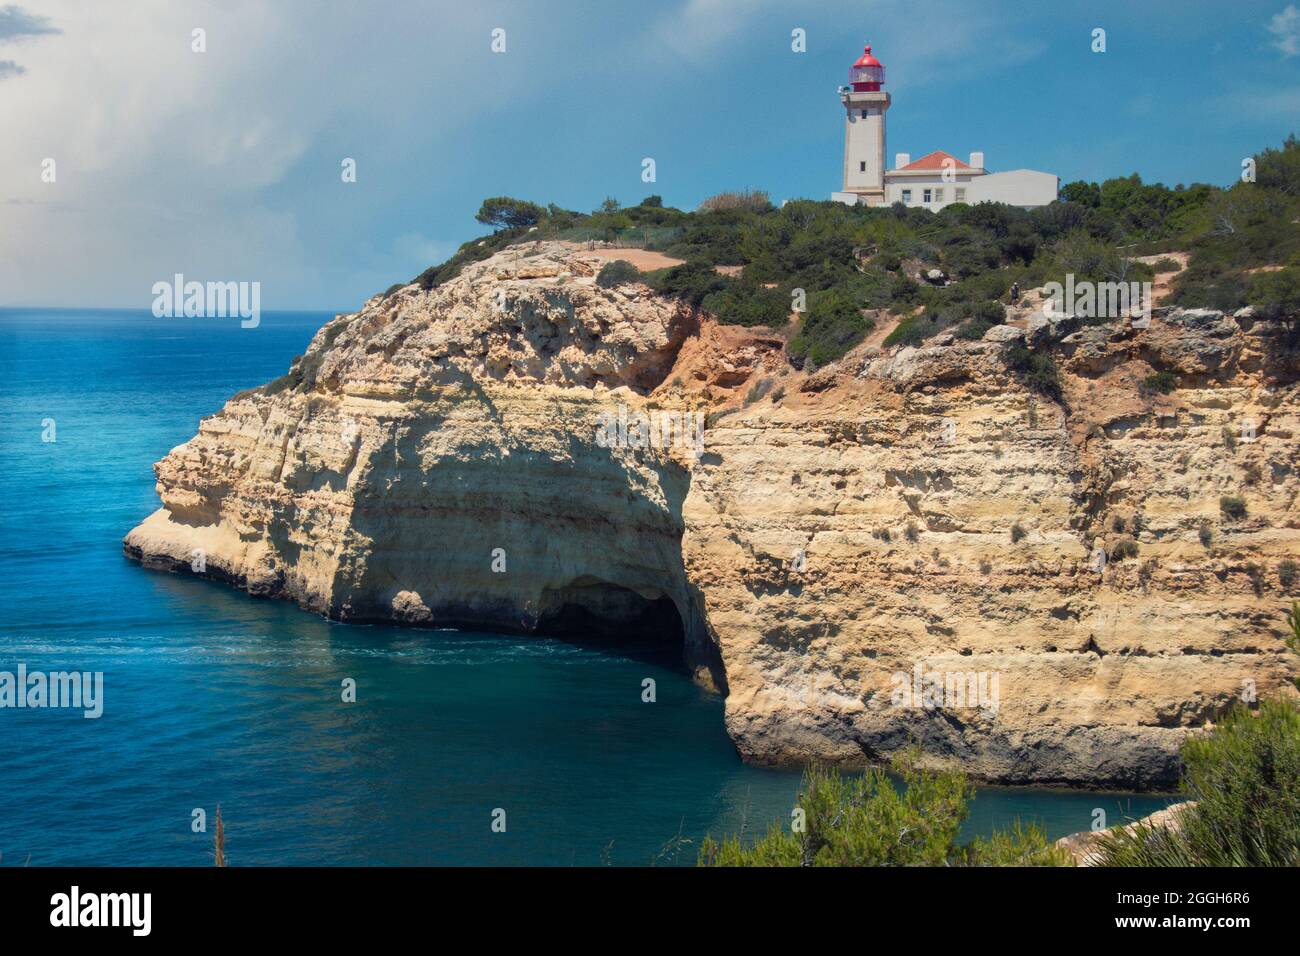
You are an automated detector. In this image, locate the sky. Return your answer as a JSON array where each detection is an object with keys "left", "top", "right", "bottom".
[{"left": 1, "top": 0, "right": 1298, "bottom": 312}]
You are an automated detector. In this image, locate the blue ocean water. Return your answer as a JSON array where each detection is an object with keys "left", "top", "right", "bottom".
[{"left": 0, "top": 307, "right": 1174, "bottom": 866}]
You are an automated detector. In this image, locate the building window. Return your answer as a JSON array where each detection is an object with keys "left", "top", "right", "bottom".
[
  {"left": 901, "top": 189, "right": 912, "bottom": 204},
  {"left": 955, "top": 187, "right": 966, "bottom": 201},
  {"left": 934, "top": 188, "right": 944, "bottom": 203},
  {"left": 859, "top": 161, "right": 866, "bottom": 172},
  {"left": 860, "top": 109, "right": 868, "bottom": 119},
  {"left": 923, "top": 189, "right": 932, "bottom": 203}
]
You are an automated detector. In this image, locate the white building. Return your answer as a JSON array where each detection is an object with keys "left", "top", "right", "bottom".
[{"left": 831, "top": 43, "right": 1058, "bottom": 211}]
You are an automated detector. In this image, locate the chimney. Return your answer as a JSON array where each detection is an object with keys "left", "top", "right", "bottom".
[
  {"left": 895, "top": 152, "right": 911, "bottom": 169},
  {"left": 969, "top": 151, "right": 985, "bottom": 170}
]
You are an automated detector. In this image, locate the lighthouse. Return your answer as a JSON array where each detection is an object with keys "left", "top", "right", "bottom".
[
  {"left": 839, "top": 44, "right": 890, "bottom": 204},
  {"left": 831, "top": 41, "right": 1060, "bottom": 210}
]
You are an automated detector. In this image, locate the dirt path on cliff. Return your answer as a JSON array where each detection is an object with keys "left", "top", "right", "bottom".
[
  {"left": 1133, "top": 251, "right": 1190, "bottom": 305},
  {"left": 556, "top": 242, "right": 685, "bottom": 272}
]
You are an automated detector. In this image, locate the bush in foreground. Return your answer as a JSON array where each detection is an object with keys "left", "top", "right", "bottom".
[
  {"left": 1096, "top": 698, "right": 1300, "bottom": 866},
  {"left": 697, "top": 753, "right": 1070, "bottom": 867}
]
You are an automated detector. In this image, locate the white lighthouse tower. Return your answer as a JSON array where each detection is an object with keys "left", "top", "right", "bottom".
[{"left": 838, "top": 44, "right": 890, "bottom": 204}]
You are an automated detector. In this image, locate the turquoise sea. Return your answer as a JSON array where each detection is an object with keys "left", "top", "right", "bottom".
[{"left": 0, "top": 307, "right": 1174, "bottom": 866}]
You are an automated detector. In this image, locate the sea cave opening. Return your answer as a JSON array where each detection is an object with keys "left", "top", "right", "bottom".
[{"left": 536, "top": 578, "right": 686, "bottom": 671}]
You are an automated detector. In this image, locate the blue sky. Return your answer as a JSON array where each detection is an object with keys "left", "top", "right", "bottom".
[{"left": 1, "top": 0, "right": 1297, "bottom": 311}]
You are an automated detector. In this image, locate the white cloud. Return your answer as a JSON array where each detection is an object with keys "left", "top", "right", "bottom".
[
  {"left": 1270, "top": 4, "right": 1300, "bottom": 57},
  {"left": 0, "top": 1, "right": 548, "bottom": 309}
]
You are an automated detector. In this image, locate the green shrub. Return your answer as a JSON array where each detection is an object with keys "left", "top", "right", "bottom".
[
  {"left": 1220, "top": 495, "right": 1248, "bottom": 520},
  {"left": 701, "top": 279, "right": 790, "bottom": 327},
  {"left": 1151, "top": 257, "right": 1183, "bottom": 274},
  {"left": 1246, "top": 562, "right": 1266, "bottom": 596},
  {"left": 955, "top": 318, "right": 994, "bottom": 340},
  {"left": 788, "top": 287, "right": 874, "bottom": 366},
  {"left": 1004, "top": 343, "right": 1063, "bottom": 401},
  {"left": 886, "top": 273, "right": 922, "bottom": 309},
  {"left": 1143, "top": 370, "right": 1177, "bottom": 394},
  {"left": 1171, "top": 266, "right": 1252, "bottom": 312},
  {"left": 1198, "top": 520, "right": 1214, "bottom": 547},
  {"left": 1280, "top": 559, "right": 1298, "bottom": 592},
  {"left": 883, "top": 314, "right": 933, "bottom": 347},
  {"left": 1096, "top": 698, "right": 1300, "bottom": 866},
  {"left": 697, "top": 755, "right": 1069, "bottom": 867},
  {"left": 1112, "top": 538, "right": 1140, "bottom": 561},
  {"left": 595, "top": 259, "right": 641, "bottom": 288},
  {"left": 651, "top": 260, "right": 729, "bottom": 307},
  {"left": 1138, "top": 558, "right": 1157, "bottom": 588},
  {"left": 971, "top": 299, "right": 1007, "bottom": 323},
  {"left": 1248, "top": 266, "right": 1300, "bottom": 322},
  {"left": 1010, "top": 522, "right": 1026, "bottom": 543}
]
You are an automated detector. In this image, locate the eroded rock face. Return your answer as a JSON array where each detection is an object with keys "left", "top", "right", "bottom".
[
  {"left": 125, "top": 243, "right": 1300, "bottom": 788},
  {"left": 124, "top": 243, "right": 715, "bottom": 675}
]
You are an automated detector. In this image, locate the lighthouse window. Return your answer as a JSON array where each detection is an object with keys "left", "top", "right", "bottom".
[
  {"left": 859, "top": 161, "right": 866, "bottom": 172},
  {"left": 860, "top": 109, "right": 868, "bottom": 119}
]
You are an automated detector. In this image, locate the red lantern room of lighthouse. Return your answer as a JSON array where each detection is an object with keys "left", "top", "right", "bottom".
[{"left": 849, "top": 44, "right": 885, "bottom": 91}]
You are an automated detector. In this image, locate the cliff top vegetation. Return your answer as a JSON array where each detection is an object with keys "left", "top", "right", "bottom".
[{"left": 401, "top": 136, "right": 1300, "bottom": 370}]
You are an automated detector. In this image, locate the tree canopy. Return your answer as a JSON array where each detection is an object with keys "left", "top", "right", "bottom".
[{"left": 474, "top": 196, "right": 545, "bottom": 231}]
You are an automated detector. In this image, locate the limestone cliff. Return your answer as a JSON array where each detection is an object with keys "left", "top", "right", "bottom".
[{"left": 125, "top": 242, "right": 1300, "bottom": 789}]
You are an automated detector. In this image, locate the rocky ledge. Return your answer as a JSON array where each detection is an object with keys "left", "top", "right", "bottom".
[
  {"left": 125, "top": 242, "right": 1300, "bottom": 788},
  {"left": 1056, "top": 802, "right": 1194, "bottom": 865}
]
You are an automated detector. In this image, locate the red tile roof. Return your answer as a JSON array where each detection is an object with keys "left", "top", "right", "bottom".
[{"left": 898, "top": 150, "right": 972, "bottom": 171}]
